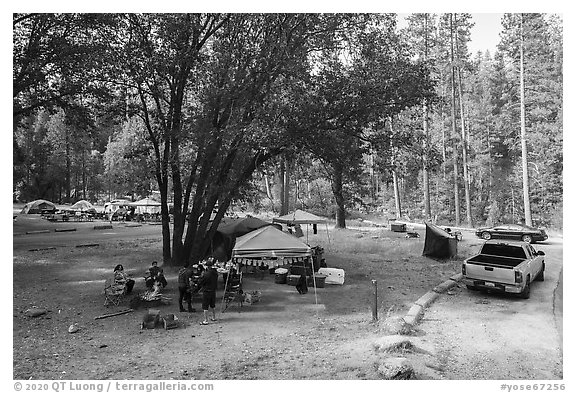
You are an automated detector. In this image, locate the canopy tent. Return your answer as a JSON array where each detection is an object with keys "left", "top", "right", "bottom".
[
  {"left": 272, "top": 209, "right": 330, "bottom": 244},
  {"left": 21, "top": 199, "right": 57, "bottom": 214},
  {"left": 422, "top": 222, "right": 458, "bottom": 259},
  {"left": 230, "top": 225, "right": 320, "bottom": 308},
  {"left": 70, "top": 200, "right": 96, "bottom": 213},
  {"left": 231, "top": 225, "right": 312, "bottom": 266},
  {"left": 273, "top": 209, "right": 327, "bottom": 224},
  {"left": 128, "top": 197, "right": 161, "bottom": 214}
]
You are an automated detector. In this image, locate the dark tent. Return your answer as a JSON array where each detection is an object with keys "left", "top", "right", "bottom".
[
  {"left": 207, "top": 216, "right": 274, "bottom": 262},
  {"left": 217, "top": 216, "right": 273, "bottom": 237},
  {"left": 422, "top": 223, "right": 458, "bottom": 258}
]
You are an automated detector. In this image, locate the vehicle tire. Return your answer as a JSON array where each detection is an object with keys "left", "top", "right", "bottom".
[
  {"left": 520, "top": 277, "right": 531, "bottom": 299},
  {"left": 536, "top": 264, "right": 545, "bottom": 281},
  {"left": 521, "top": 234, "right": 533, "bottom": 243},
  {"left": 466, "top": 285, "right": 477, "bottom": 291},
  {"left": 481, "top": 232, "right": 492, "bottom": 240}
]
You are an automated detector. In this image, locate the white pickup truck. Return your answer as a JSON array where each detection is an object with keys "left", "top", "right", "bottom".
[{"left": 461, "top": 240, "right": 545, "bottom": 299}]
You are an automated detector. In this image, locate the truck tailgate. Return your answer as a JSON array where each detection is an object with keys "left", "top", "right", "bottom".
[{"left": 465, "top": 262, "right": 516, "bottom": 284}]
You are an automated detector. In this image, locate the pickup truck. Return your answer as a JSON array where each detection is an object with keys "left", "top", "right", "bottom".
[{"left": 461, "top": 240, "right": 545, "bottom": 299}]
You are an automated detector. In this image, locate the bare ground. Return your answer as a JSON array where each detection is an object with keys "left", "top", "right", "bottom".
[{"left": 13, "top": 218, "right": 482, "bottom": 380}]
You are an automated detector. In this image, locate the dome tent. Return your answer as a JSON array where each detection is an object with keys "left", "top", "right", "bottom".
[
  {"left": 21, "top": 199, "right": 57, "bottom": 214},
  {"left": 70, "top": 200, "right": 96, "bottom": 213}
]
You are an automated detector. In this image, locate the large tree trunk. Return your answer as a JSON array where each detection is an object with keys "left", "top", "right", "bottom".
[
  {"left": 519, "top": 14, "right": 533, "bottom": 226},
  {"left": 279, "top": 158, "right": 289, "bottom": 215},
  {"left": 158, "top": 176, "right": 172, "bottom": 264},
  {"left": 450, "top": 14, "right": 461, "bottom": 225},
  {"left": 422, "top": 100, "right": 431, "bottom": 219},
  {"left": 422, "top": 14, "right": 431, "bottom": 220},
  {"left": 65, "top": 130, "right": 71, "bottom": 203},
  {"left": 392, "top": 167, "right": 402, "bottom": 220},
  {"left": 455, "top": 14, "right": 473, "bottom": 227},
  {"left": 331, "top": 162, "right": 346, "bottom": 229}
]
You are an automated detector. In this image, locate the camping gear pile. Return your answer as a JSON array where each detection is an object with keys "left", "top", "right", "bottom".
[{"left": 141, "top": 309, "right": 179, "bottom": 330}]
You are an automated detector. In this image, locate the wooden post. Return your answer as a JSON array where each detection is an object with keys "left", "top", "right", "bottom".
[{"left": 372, "top": 279, "right": 378, "bottom": 322}]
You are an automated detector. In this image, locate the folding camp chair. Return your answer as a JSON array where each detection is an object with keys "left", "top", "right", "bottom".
[
  {"left": 221, "top": 271, "right": 244, "bottom": 312},
  {"left": 104, "top": 278, "right": 126, "bottom": 306}
]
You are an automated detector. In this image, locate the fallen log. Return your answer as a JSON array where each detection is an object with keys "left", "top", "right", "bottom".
[{"left": 94, "top": 309, "right": 134, "bottom": 320}]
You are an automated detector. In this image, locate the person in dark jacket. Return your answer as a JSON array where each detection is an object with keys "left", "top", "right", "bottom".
[
  {"left": 198, "top": 258, "right": 219, "bottom": 325},
  {"left": 295, "top": 274, "right": 308, "bottom": 294},
  {"left": 177, "top": 265, "right": 194, "bottom": 312},
  {"left": 146, "top": 261, "right": 167, "bottom": 288}
]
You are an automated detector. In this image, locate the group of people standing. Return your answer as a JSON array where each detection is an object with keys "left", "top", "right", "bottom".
[
  {"left": 178, "top": 258, "right": 218, "bottom": 325},
  {"left": 113, "top": 258, "right": 219, "bottom": 326}
]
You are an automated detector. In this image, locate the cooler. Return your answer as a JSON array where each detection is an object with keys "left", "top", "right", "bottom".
[
  {"left": 317, "top": 268, "right": 345, "bottom": 285},
  {"left": 307, "top": 274, "right": 327, "bottom": 288},
  {"left": 287, "top": 274, "right": 301, "bottom": 286},
  {"left": 391, "top": 222, "right": 407, "bottom": 232},
  {"left": 274, "top": 268, "right": 288, "bottom": 284}
]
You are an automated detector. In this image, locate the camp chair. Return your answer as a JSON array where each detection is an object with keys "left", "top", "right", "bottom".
[
  {"left": 221, "top": 272, "right": 244, "bottom": 312},
  {"left": 104, "top": 278, "right": 126, "bottom": 307}
]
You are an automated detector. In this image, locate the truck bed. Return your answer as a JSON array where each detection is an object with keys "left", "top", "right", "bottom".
[{"left": 466, "top": 254, "right": 525, "bottom": 268}]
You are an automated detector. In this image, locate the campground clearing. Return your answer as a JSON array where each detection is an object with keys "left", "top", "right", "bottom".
[{"left": 13, "top": 215, "right": 482, "bottom": 380}]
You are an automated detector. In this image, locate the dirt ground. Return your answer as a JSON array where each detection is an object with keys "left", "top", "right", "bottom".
[{"left": 13, "top": 215, "right": 483, "bottom": 380}]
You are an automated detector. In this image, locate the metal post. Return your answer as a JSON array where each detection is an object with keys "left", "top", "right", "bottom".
[{"left": 372, "top": 279, "right": 378, "bottom": 322}]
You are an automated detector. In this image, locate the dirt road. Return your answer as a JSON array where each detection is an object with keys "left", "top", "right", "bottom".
[{"left": 413, "top": 238, "right": 563, "bottom": 379}]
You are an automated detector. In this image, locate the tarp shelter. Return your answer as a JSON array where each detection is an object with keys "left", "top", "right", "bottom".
[
  {"left": 20, "top": 199, "right": 57, "bottom": 214},
  {"left": 128, "top": 198, "right": 161, "bottom": 214},
  {"left": 70, "top": 200, "right": 96, "bottom": 213},
  {"left": 272, "top": 209, "right": 330, "bottom": 244},
  {"left": 422, "top": 223, "right": 458, "bottom": 258}
]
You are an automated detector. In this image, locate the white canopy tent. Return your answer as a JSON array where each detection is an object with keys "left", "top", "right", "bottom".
[
  {"left": 272, "top": 209, "right": 330, "bottom": 244},
  {"left": 230, "top": 225, "right": 319, "bottom": 307},
  {"left": 231, "top": 225, "right": 312, "bottom": 265},
  {"left": 128, "top": 198, "right": 161, "bottom": 214}
]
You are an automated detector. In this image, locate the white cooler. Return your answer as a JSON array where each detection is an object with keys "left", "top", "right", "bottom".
[{"left": 317, "top": 268, "right": 345, "bottom": 285}]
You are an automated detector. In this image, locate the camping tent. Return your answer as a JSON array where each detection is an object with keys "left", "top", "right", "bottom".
[
  {"left": 20, "top": 199, "right": 57, "bottom": 214},
  {"left": 217, "top": 216, "right": 273, "bottom": 237},
  {"left": 422, "top": 223, "right": 458, "bottom": 258},
  {"left": 128, "top": 198, "right": 161, "bottom": 214},
  {"left": 70, "top": 200, "right": 96, "bottom": 213},
  {"left": 231, "top": 225, "right": 312, "bottom": 266},
  {"left": 272, "top": 209, "right": 330, "bottom": 243}
]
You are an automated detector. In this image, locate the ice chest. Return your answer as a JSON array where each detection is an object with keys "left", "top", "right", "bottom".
[
  {"left": 287, "top": 274, "right": 301, "bottom": 286},
  {"left": 317, "top": 268, "right": 345, "bottom": 285},
  {"left": 390, "top": 222, "right": 407, "bottom": 232},
  {"left": 307, "top": 274, "right": 327, "bottom": 288}
]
